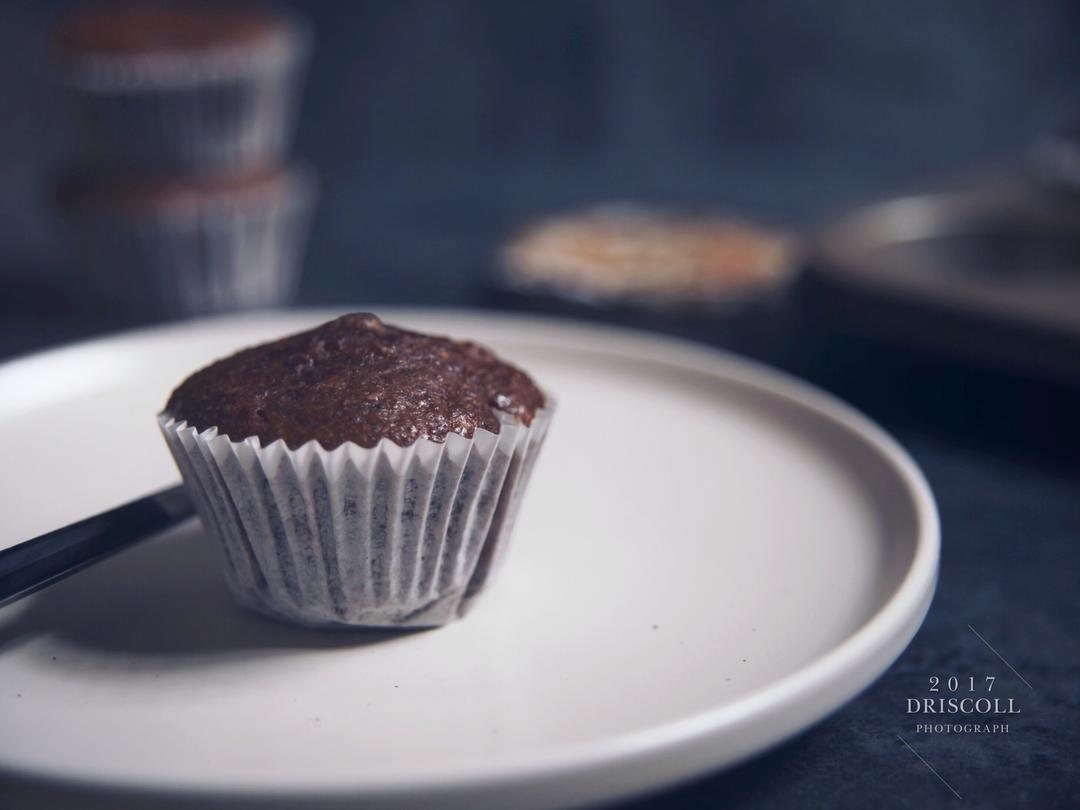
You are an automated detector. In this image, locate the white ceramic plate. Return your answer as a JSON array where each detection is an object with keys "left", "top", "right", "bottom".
[{"left": 0, "top": 310, "right": 938, "bottom": 809}]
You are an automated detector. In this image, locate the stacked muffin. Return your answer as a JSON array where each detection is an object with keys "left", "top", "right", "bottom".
[{"left": 54, "top": 2, "right": 315, "bottom": 320}]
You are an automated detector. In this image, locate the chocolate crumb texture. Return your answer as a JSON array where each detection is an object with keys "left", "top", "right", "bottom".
[{"left": 164, "top": 313, "right": 546, "bottom": 449}]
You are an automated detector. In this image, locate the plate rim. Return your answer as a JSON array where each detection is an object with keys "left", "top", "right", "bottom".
[{"left": 0, "top": 308, "right": 940, "bottom": 807}]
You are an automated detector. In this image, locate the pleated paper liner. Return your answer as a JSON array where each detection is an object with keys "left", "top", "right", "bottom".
[
  {"left": 65, "top": 167, "right": 316, "bottom": 319},
  {"left": 159, "top": 405, "right": 552, "bottom": 628}
]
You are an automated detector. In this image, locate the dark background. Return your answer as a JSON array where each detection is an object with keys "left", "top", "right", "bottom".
[
  {"left": 2, "top": 0, "right": 1079, "bottom": 317},
  {"left": 1, "top": 2, "right": 1079, "bottom": 808}
]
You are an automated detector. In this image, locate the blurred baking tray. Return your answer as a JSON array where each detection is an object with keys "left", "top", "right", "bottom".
[{"left": 806, "top": 174, "right": 1080, "bottom": 383}]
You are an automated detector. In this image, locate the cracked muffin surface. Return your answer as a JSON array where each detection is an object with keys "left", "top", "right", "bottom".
[{"left": 163, "top": 312, "right": 546, "bottom": 449}]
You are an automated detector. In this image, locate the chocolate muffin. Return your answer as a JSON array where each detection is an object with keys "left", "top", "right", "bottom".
[
  {"left": 164, "top": 313, "right": 546, "bottom": 449},
  {"left": 55, "top": 2, "right": 310, "bottom": 171},
  {"left": 159, "top": 314, "right": 554, "bottom": 628},
  {"left": 57, "top": 165, "right": 315, "bottom": 319}
]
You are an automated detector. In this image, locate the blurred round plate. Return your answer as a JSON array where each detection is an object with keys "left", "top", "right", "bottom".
[
  {"left": 493, "top": 271, "right": 792, "bottom": 316},
  {"left": 0, "top": 309, "right": 938, "bottom": 809}
]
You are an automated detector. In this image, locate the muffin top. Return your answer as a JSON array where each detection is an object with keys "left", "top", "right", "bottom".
[
  {"left": 56, "top": 3, "right": 284, "bottom": 56},
  {"left": 56, "top": 166, "right": 297, "bottom": 216},
  {"left": 164, "top": 313, "right": 546, "bottom": 449}
]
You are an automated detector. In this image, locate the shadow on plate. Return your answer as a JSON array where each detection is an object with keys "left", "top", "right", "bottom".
[{"left": 0, "top": 521, "right": 422, "bottom": 670}]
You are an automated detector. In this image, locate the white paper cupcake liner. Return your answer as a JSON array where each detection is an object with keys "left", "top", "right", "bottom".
[
  {"left": 65, "top": 167, "right": 316, "bottom": 319},
  {"left": 159, "top": 405, "right": 553, "bottom": 628},
  {"left": 58, "top": 20, "right": 310, "bottom": 172}
]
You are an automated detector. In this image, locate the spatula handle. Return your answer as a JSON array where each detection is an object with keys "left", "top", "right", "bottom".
[{"left": 0, "top": 485, "right": 195, "bottom": 609}]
